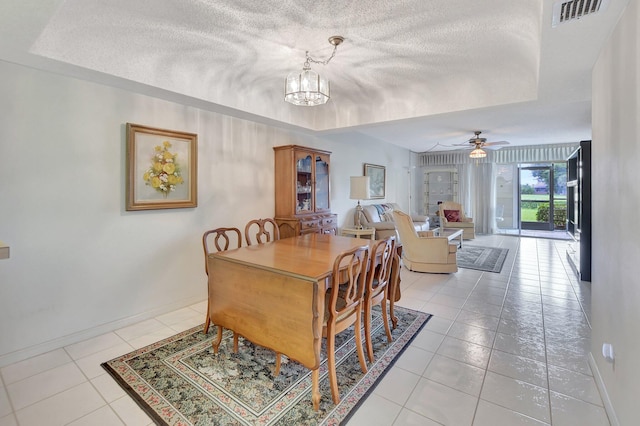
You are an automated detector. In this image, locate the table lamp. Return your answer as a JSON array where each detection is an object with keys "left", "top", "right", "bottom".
[{"left": 350, "top": 176, "right": 371, "bottom": 229}]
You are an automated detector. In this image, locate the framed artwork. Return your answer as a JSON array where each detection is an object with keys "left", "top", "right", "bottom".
[
  {"left": 364, "top": 163, "right": 386, "bottom": 199},
  {"left": 126, "top": 123, "right": 197, "bottom": 211}
]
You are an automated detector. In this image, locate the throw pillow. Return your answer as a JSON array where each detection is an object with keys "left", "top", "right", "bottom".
[{"left": 444, "top": 209, "right": 461, "bottom": 222}]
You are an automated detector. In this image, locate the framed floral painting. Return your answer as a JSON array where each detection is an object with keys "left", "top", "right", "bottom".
[
  {"left": 364, "top": 163, "right": 386, "bottom": 199},
  {"left": 126, "top": 123, "right": 197, "bottom": 211}
]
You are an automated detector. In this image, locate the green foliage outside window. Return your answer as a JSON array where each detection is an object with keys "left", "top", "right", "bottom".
[{"left": 536, "top": 202, "right": 567, "bottom": 228}]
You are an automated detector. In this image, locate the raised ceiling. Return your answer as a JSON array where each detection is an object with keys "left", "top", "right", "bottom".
[{"left": 0, "top": 0, "right": 629, "bottom": 152}]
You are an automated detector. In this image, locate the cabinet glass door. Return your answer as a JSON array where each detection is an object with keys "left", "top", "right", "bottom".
[
  {"left": 424, "top": 169, "right": 458, "bottom": 216},
  {"left": 315, "top": 155, "right": 330, "bottom": 211},
  {"left": 296, "top": 153, "right": 313, "bottom": 213}
]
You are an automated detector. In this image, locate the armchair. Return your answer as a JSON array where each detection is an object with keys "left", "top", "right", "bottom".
[
  {"left": 393, "top": 210, "right": 458, "bottom": 273},
  {"left": 438, "top": 201, "right": 475, "bottom": 239}
]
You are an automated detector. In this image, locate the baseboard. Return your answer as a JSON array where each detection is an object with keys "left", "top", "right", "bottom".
[
  {"left": 0, "top": 295, "right": 205, "bottom": 368},
  {"left": 588, "top": 352, "right": 620, "bottom": 426}
]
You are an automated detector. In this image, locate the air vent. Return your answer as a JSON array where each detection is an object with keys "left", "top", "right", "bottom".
[{"left": 552, "top": 0, "right": 609, "bottom": 27}]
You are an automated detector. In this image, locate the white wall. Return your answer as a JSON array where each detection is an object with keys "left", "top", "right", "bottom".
[
  {"left": 591, "top": 0, "right": 640, "bottom": 424},
  {"left": 0, "top": 60, "right": 410, "bottom": 365}
]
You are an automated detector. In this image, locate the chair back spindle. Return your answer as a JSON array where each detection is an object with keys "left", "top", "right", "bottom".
[
  {"left": 244, "top": 218, "right": 280, "bottom": 246},
  {"left": 203, "top": 227, "right": 242, "bottom": 275}
]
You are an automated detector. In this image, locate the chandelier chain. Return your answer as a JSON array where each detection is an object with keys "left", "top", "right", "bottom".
[{"left": 305, "top": 44, "right": 339, "bottom": 67}]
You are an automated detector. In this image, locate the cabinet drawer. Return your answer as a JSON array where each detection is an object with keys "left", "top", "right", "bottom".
[
  {"left": 300, "top": 219, "right": 320, "bottom": 231},
  {"left": 321, "top": 215, "right": 337, "bottom": 227}
]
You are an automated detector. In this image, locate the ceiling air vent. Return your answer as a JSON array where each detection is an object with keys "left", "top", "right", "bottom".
[{"left": 552, "top": 0, "right": 609, "bottom": 27}]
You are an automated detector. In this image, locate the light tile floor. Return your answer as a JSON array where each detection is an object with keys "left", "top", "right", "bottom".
[{"left": 0, "top": 235, "right": 608, "bottom": 425}]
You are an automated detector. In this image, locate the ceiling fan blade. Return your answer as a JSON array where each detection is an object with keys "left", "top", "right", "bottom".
[{"left": 483, "top": 141, "right": 510, "bottom": 146}]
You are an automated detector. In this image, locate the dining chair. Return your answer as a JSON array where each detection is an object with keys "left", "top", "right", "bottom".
[
  {"left": 273, "top": 244, "right": 370, "bottom": 406},
  {"left": 202, "top": 227, "right": 242, "bottom": 349},
  {"left": 323, "top": 244, "right": 370, "bottom": 404},
  {"left": 363, "top": 236, "right": 396, "bottom": 363},
  {"left": 244, "top": 218, "right": 280, "bottom": 246}
]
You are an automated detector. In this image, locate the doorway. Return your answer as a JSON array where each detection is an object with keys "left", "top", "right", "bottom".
[{"left": 519, "top": 163, "right": 567, "bottom": 232}]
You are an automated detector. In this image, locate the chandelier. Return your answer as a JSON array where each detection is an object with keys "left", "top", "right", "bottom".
[
  {"left": 469, "top": 147, "right": 487, "bottom": 158},
  {"left": 284, "top": 36, "right": 344, "bottom": 106}
]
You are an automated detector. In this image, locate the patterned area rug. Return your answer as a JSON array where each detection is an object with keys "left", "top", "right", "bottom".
[
  {"left": 102, "top": 306, "right": 430, "bottom": 426},
  {"left": 457, "top": 245, "right": 509, "bottom": 273}
]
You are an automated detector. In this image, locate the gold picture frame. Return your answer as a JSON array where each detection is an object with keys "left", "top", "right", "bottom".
[
  {"left": 126, "top": 123, "right": 197, "bottom": 211},
  {"left": 364, "top": 163, "right": 386, "bottom": 199}
]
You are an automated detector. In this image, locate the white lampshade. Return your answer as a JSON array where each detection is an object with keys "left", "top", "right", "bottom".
[{"left": 350, "top": 176, "right": 371, "bottom": 200}]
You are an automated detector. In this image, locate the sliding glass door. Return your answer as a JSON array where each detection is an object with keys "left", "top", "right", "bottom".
[{"left": 519, "top": 164, "right": 567, "bottom": 231}]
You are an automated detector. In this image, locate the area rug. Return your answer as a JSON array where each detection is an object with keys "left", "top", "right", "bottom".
[
  {"left": 102, "top": 306, "right": 430, "bottom": 426},
  {"left": 457, "top": 245, "right": 509, "bottom": 273}
]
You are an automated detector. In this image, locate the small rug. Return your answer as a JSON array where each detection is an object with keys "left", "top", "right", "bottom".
[
  {"left": 102, "top": 306, "right": 430, "bottom": 426},
  {"left": 457, "top": 245, "right": 509, "bottom": 273}
]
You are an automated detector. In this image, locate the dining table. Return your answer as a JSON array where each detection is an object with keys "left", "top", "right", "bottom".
[{"left": 206, "top": 233, "right": 401, "bottom": 410}]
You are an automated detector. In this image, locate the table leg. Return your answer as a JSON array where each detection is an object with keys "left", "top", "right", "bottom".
[
  {"left": 389, "top": 253, "right": 401, "bottom": 329},
  {"left": 312, "top": 369, "right": 320, "bottom": 411}
]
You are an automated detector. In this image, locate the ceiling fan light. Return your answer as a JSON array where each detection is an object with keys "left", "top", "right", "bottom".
[{"left": 469, "top": 147, "right": 487, "bottom": 158}]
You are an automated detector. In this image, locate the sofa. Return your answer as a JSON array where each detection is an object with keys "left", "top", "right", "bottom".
[{"left": 360, "top": 203, "right": 429, "bottom": 240}]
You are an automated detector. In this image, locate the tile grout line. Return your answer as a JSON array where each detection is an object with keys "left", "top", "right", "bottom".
[{"left": 470, "top": 237, "right": 522, "bottom": 425}]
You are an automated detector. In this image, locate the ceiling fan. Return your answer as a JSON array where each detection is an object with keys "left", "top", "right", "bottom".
[{"left": 453, "top": 131, "right": 510, "bottom": 158}]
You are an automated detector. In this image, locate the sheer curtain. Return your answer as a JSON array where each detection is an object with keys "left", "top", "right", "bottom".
[
  {"left": 456, "top": 162, "right": 494, "bottom": 234},
  {"left": 471, "top": 163, "right": 497, "bottom": 234}
]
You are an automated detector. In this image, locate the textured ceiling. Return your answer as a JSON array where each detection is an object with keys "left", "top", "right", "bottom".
[{"left": 0, "top": 0, "right": 629, "bottom": 152}]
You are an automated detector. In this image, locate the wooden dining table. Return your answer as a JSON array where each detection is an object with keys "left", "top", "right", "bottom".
[{"left": 206, "top": 233, "right": 401, "bottom": 410}]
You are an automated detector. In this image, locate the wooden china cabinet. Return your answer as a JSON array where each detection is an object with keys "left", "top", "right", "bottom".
[{"left": 274, "top": 145, "right": 337, "bottom": 238}]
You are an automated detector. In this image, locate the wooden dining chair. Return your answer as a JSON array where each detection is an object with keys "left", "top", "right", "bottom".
[
  {"left": 363, "top": 236, "right": 396, "bottom": 363},
  {"left": 244, "top": 218, "right": 280, "bottom": 246},
  {"left": 273, "top": 244, "right": 370, "bottom": 407},
  {"left": 323, "top": 244, "right": 370, "bottom": 404},
  {"left": 202, "top": 228, "right": 242, "bottom": 349}
]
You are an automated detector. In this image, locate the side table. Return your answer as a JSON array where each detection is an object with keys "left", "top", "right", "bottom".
[{"left": 341, "top": 227, "right": 376, "bottom": 239}]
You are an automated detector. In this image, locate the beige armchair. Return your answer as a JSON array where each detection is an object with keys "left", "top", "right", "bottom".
[
  {"left": 393, "top": 210, "right": 458, "bottom": 273},
  {"left": 438, "top": 201, "right": 475, "bottom": 239}
]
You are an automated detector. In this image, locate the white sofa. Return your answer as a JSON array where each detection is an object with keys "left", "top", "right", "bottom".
[{"left": 360, "top": 203, "right": 429, "bottom": 240}]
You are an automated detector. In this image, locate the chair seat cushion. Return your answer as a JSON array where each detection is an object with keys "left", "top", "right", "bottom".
[{"left": 324, "top": 292, "right": 352, "bottom": 324}]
